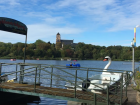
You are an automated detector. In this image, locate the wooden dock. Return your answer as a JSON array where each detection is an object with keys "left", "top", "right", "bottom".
[
  {"left": 67, "top": 85, "right": 140, "bottom": 105},
  {"left": 124, "top": 85, "right": 139, "bottom": 105},
  {"left": 0, "top": 63, "right": 136, "bottom": 105},
  {"left": 0, "top": 82, "right": 128, "bottom": 105}
]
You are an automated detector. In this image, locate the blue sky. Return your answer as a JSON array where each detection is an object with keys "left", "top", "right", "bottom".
[{"left": 0, "top": 0, "right": 140, "bottom": 47}]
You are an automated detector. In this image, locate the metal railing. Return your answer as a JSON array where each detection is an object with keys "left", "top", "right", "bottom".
[{"left": 0, "top": 63, "right": 133, "bottom": 105}]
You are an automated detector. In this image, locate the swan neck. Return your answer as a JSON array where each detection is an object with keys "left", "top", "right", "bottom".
[{"left": 103, "top": 59, "right": 111, "bottom": 71}]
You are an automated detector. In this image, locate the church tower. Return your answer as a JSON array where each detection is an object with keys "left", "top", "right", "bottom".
[
  {"left": 55, "top": 32, "right": 62, "bottom": 49},
  {"left": 56, "top": 32, "right": 61, "bottom": 42}
]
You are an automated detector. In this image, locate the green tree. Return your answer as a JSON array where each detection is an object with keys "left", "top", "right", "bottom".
[
  {"left": 135, "top": 50, "right": 140, "bottom": 61},
  {"left": 28, "top": 43, "right": 36, "bottom": 49},
  {"left": 47, "top": 49, "right": 53, "bottom": 57},
  {"left": 34, "top": 49, "right": 43, "bottom": 57},
  {"left": 84, "top": 49, "right": 90, "bottom": 59},
  {"left": 65, "top": 49, "right": 74, "bottom": 57},
  {"left": 61, "top": 50, "right": 65, "bottom": 58}
]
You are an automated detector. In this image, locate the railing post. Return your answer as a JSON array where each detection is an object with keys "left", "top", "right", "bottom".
[
  {"left": 86, "top": 68, "right": 89, "bottom": 89},
  {"left": 0, "top": 63, "right": 2, "bottom": 82},
  {"left": 120, "top": 73, "right": 123, "bottom": 105},
  {"left": 87, "top": 68, "right": 89, "bottom": 79},
  {"left": 134, "top": 69, "right": 136, "bottom": 78},
  {"left": 34, "top": 67, "right": 37, "bottom": 92},
  {"left": 115, "top": 85, "right": 117, "bottom": 94},
  {"left": 94, "top": 93, "right": 96, "bottom": 105},
  {"left": 19, "top": 65, "right": 24, "bottom": 84},
  {"left": 50, "top": 65, "right": 53, "bottom": 87},
  {"left": 126, "top": 71, "right": 128, "bottom": 97},
  {"left": 38, "top": 64, "right": 41, "bottom": 83},
  {"left": 128, "top": 72, "right": 130, "bottom": 80},
  {"left": 74, "top": 69, "right": 77, "bottom": 98},
  {"left": 16, "top": 64, "right": 17, "bottom": 79},
  {"left": 107, "top": 85, "right": 109, "bottom": 105},
  {"left": 127, "top": 72, "right": 129, "bottom": 85}
]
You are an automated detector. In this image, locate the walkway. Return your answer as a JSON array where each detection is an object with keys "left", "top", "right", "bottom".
[{"left": 125, "top": 85, "right": 139, "bottom": 105}]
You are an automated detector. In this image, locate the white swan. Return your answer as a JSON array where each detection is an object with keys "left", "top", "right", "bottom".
[
  {"left": 88, "top": 56, "right": 121, "bottom": 93},
  {"left": 65, "top": 56, "right": 122, "bottom": 94},
  {"left": 102, "top": 56, "right": 111, "bottom": 74},
  {"left": 102, "top": 56, "right": 121, "bottom": 75}
]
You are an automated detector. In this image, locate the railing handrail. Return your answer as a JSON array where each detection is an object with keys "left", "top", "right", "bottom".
[{"left": 0, "top": 63, "right": 134, "bottom": 104}]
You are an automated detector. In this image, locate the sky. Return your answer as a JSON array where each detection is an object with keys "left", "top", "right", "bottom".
[{"left": 0, "top": 0, "right": 140, "bottom": 47}]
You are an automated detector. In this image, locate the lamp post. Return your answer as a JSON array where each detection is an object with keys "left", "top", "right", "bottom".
[{"left": 131, "top": 25, "right": 140, "bottom": 85}]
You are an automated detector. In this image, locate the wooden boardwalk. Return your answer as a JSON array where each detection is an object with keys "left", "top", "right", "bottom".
[
  {"left": 0, "top": 82, "right": 128, "bottom": 105},
  {"left": 125, "top": 85, "right": 139, "bottom": 105}
]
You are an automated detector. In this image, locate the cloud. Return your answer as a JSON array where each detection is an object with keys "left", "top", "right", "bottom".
[
  {"left": 45, "top": 0, "right": 140, "bottom": 31},
  {"left": 44, "top": 17, "right": 64, "bottom": 24},
  {"left": 25, "top": 12, "right": 50, "bottom": 18},
  {"left": 24, "top": 12, "right": 69, "bottom": 25},
  {"left": 45, "top": 0, "right": 77, "bottom": 9},
  {"left": 0, "top": 31, "right": 25, "bottom": 43},
  {"left": 0, "top": 0, "right": 20, "bottom": 13},
  {"left": 0, "top": 0, "right": 20, "bottom": 5},
  {"left": 27, "top": 24, "right": 83, "bottom": 43},
  {"left": 9, "top": 0, "right": 20, "bottom": 5},
  {"left": 1, "top": 0, "right": 140, "bottom": 38},
  {"left": 77, "top": 0, "right": 140, "bottom": 31},
  {"left": 0, "top": 24, "right": 83, "bottom": 44}
]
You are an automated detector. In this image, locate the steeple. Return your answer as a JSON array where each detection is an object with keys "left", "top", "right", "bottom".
[
  {"left": 57, "top": 32, "right": 60, "bottom": 35},
  {"left": 55, "top": 32, "right": 62, "bottom": 49},
  {"left": 56, "top": 32, "right": 61, "bottom": 42}
]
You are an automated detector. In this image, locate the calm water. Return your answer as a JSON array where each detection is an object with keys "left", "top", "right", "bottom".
[{"left": 0, "top": 59, "right": 139, "bottom": 105}]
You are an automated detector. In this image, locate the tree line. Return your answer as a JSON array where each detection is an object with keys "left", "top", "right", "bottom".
[{"left": 0, "top": 39, "right": 140, "bottom": 61}]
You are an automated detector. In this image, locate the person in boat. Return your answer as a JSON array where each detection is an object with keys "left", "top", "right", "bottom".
[
  {"left": 70, "top": 62, "right": 72, "bottom": 66},
  {"left": 74, "top": 62, "right": 76, "bottom": 65}
]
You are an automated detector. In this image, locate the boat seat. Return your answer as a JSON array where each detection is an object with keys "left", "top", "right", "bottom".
[{"left": 102, "top": 77, "right": 111, "bottom": 84}]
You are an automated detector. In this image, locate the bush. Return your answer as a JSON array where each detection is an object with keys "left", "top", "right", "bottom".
[{"left": 132, "top": 71, "right": 140, "bottom": 92}]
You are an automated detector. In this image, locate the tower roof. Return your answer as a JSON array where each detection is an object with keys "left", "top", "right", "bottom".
[{"left": 57, "top": 32, "right": 60, "bottom": 35}]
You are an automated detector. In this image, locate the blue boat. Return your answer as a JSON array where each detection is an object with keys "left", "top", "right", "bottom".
[{"left": 66, "top": 63, "right": 80, "bottom": 68}]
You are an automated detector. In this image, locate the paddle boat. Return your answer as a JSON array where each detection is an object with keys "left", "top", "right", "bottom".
[
  {"left": 65, "top": 56, "right": 124, "bottom": 94},
  {"left": 66, "top": 63, "right": 80, "bottom": 68},
  {"left": 11, "top": 59, "right": 16, "bottom": 61},
  {"left": 67, "top": 59, "right": 71, "bottom": 61},
  {"left": 61, "top": 58, "right": 64, "bottom": 61}
]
